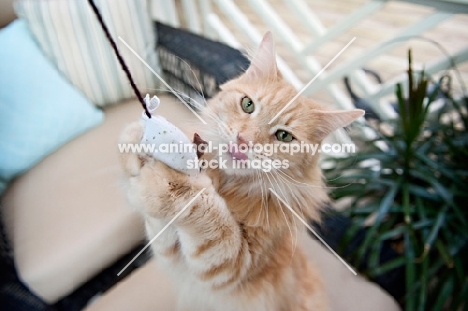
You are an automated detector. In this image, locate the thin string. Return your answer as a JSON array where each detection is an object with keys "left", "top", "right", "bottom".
[{"left": 87, "top": 0, "right": 151, "bottom": 118}]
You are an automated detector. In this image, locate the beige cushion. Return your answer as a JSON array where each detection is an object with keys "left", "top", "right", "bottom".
[
  {"left": 1, "top": 95, "right": 197, "bottom": 303},
  {"left": 85, "top": 232, "right": 400, "bottom": 311},
  {"left": 84, "top": 259, "right": 177, "bottom": 311}
]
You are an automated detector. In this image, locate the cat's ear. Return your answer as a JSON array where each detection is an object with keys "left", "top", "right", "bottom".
[
  {"left": 244, "top": 31, "right": 279, "bottom": 81},
  {"left": 313, "top": 109, "right": 365, "bottom": 140}
]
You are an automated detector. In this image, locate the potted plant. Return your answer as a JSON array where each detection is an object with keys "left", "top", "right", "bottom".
[{"left": 323, "top": 51, "right": 468, "bottom": 310}]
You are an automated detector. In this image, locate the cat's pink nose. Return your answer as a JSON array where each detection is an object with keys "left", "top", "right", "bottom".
[
  {"left": 228, "top": 134, "right": 249, "bottom": 161},
  {"left": 237, "top": 134, "right": 248, "bottom": 146}
]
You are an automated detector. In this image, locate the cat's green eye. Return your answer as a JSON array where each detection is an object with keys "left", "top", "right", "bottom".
[
  {"left": 275, "top": 130, "right": 294, "bottom": 142},
  {"left": 241, "top": 96, "right": 255, "bottom": 114}
]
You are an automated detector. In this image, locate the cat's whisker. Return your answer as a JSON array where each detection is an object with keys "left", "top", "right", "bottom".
[
  {"left": 261, "top": 171, "right": 271, "bottom": 228},
  {"left": 144, "top": 86, "right": 205, "bottom": 110},
  {"left": 200, "top": 105, "right": 222, "bottom": 123},
  {"left": 200, "top": 110, "right": 225, "bottom": 130},
  {"left": 143, "top": 87, "right": 229, "bottom": 133},
  {"left": 193, "top": 97, "right": 230, "bottom": 131},
  {"left": 262, "top": 174, "right": 270, "bottom": 228},
  {"left": 187, "top": 110, "right": 231, "bottom": 143},
  {"left": 263, "top": 171, "right": 284, "bottom": 233},
  {"left": 255, "top": 154, "right": 306, "bottom": 235},
  {"left": 274, "top": 172, "right": 307, "bottom": 235},
  {"left": 270, "top": 167, "right": 317, "bottom": 190},
  {"left": 270, "top": 170, "right": 300, "bottom": 259},
  {"left": 201, "top": 108, "right": 232, "bottom": 139},
  {"left": 254, "top": 169, "right": 270, "bottom": 228},
  {"left": 145, "top": 55, "right": 210, "bottom": 110},
  {"left": 159, "top": 89, "right": 229, "bottom": 135},
  {"left": 253, "top": 170, "right": 265, "bottom": 226},
  {"left": 276, "top": 168, "right": 357, "bottom": 190},
  {"left": 157, "top": 87, "right": 231, "bottom": 144},
  {"left": 275, "top": 169, "right": 317, "bottom": 188},
  {"left": 142, "top": 86, "right": 227, "bottom": 144},
  {"left": 172, "top": 55, "right": 211, "bottom": 108},
  {"left": 278, "top": 180, "right": 304, "bottom": 259},
  {"left": 142, "top": 87, "right": 234, "bottom": 153},
  {"left": 266, "top": 171, "right": 296, "bottom": 247},
  {"left": 273, "top": 170, "right": 303, "bottom": 219},
  {"left": 274, "top": 171, "right": 303, "bottom": 218}
]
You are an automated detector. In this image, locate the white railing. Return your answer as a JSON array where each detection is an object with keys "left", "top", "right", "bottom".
[{"left": 150, "top": 0, "right": 468, "bottom": 121}]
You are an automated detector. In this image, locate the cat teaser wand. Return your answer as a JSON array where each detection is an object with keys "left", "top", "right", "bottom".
[{"left": 87, "top": 0, "right": 202, "bottom": 176}]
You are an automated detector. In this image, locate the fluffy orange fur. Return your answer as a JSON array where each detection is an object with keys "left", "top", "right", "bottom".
[{"left": 119, "top": 32, "right": 364, "bottom": 311}]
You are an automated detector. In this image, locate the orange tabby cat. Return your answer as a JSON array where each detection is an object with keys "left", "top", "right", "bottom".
[{"left": 119, "top": 32, "right": 364, "bottom": 311}]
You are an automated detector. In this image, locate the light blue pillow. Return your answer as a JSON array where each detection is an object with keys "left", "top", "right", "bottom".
[{"left": 0, "top": 20, "right": 104, "bottom": 194}]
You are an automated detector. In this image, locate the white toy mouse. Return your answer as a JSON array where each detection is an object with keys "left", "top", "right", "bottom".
[{"left": 140, "top": 94, "right": 199, "bottom": 176}]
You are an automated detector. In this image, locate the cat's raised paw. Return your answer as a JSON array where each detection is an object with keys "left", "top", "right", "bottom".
[{"left": 119, "top": 121, "right": 147, "bottom": 177}]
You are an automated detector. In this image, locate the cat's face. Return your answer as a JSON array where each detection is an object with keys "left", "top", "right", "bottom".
[{"left": 201, "top": 32, "right": 363, "bottom": 178}]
